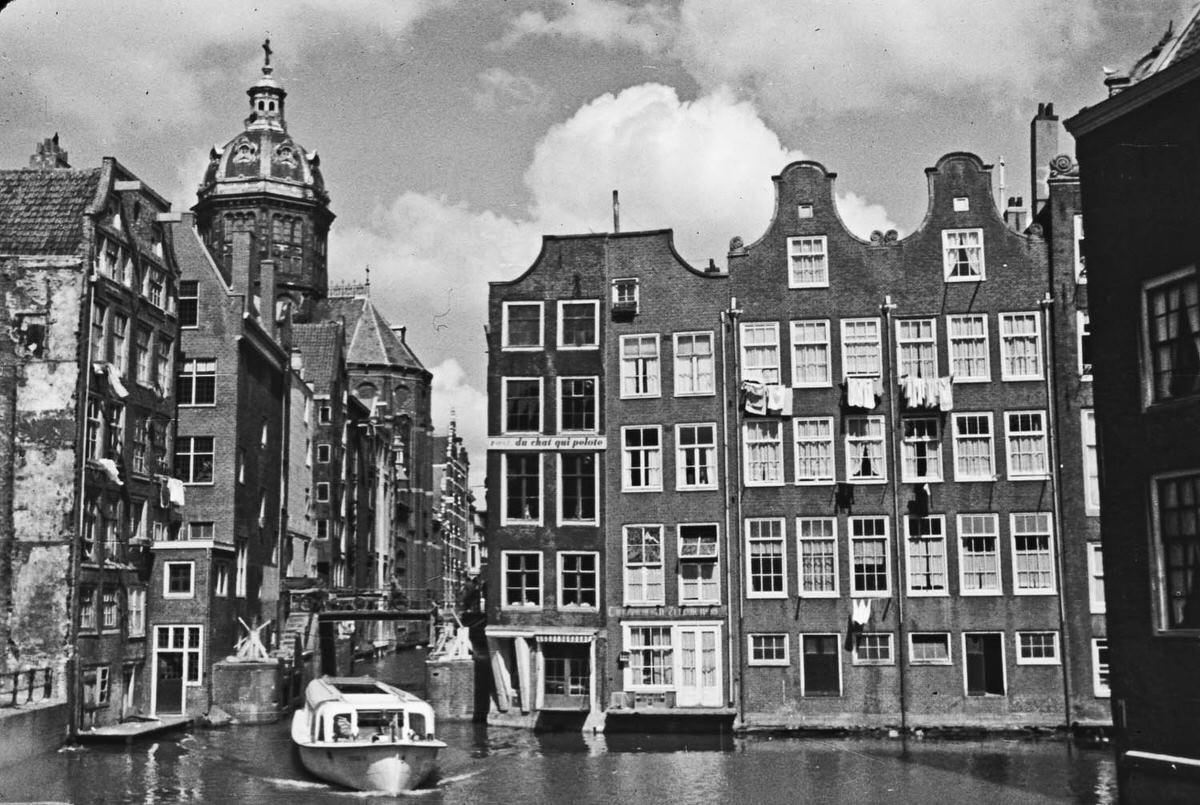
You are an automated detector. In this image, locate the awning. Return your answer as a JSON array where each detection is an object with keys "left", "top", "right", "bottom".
[{"left": 534, "top": 633, "right": 593, "bottom": 644}]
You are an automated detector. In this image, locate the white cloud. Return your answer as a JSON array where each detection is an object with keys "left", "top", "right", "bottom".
[
  {"left": 0, "top": 0, "right": 447, "bottom": 138},
  {"left": 674, "top": 0, "right": 1104, "bottom": 119},
  {"left": 430, "top": 358, "right": 489, "bottom": 468},
  {"left": 331, "top": 82, "right": 896, "bottom": 467},
  {"left": 500, "top": 0, "right": 675, "bottom": 53},
  {"left": 525, "top": 83, "right": 895, "bottom": 259},
  {"left": 472, "top": 68, "right": 551, "bottom": 114}
]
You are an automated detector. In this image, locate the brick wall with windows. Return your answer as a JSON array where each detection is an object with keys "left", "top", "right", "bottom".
[
  {"left": 1069, "top": 60, "right": 1200, "bottom": 776},
  {"left": 729, "top": 155, "right": 1074, "bottom": 728}
]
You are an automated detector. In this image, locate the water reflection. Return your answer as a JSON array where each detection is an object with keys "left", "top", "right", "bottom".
[{"left": 0, "top": 650, "right": 1119, "bottom": 804}]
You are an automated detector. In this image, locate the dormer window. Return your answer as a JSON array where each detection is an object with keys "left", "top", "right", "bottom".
[{"left": 612, "top": 278, "right": 639, "bottom": 316}]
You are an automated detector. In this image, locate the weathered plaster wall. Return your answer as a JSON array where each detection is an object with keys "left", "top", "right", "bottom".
[{"left": 1, "top": 256, "right": 85, "bottom": 696}]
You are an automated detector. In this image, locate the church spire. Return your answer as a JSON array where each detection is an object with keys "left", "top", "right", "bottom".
[{"left": 245, "top": 38, "right": 287, "bottom": 131}]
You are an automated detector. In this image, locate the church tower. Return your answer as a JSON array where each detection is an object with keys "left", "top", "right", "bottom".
[{"left": 193, "top": 41, "right": 334, "bottom": 318}]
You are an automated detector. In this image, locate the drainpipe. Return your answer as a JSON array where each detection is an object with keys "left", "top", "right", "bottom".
[
  {"left": 724, "top": 299, "right": 746, "bottom": 722},
  {"left": 70, "top": 267, "right": 98, "bottom": 738},
  {"left": 719, "top": 306, "right": 736, "bottom": 712},
  {"left": 880, "top": 296, "right": 908, "bottom": 735},
  {"left": 1040, "top": 293, "right": 1073, "bottom": 728}
]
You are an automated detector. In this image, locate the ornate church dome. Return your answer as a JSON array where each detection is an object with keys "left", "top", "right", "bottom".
[
  {"left": 197, "top": 42, "right": 327, "bottom": 206},
  {"left": 192, "top": 40, "right": 334, "bottom": 312}
]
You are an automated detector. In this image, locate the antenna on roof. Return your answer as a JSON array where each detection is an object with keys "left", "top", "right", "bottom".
[{"left": 365, "top": 265, "right": 370, "bottom": 295}]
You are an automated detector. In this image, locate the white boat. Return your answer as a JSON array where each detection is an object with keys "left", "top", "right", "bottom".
[{"left": 291, "top": 676, "right": 446, "bottom": 794}]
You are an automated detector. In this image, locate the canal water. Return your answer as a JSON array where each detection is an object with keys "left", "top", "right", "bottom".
[{"left": 0, "top": 651, "right": 1118, "bottom": 804}]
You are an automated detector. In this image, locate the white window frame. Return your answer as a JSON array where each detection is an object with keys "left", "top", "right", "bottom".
[
  {"left": 619, "top": 334, "right": 661, "bottom": 399},
  {"left": 1074, "top": 214, "right": 1085, "bottom": 284},
  {"left": 741, "top": 322, "right": 781, "bottom": 384},
  {"left": 315, "top": 482, "right": 329, "bottom": 502},
  {"left": 799, "top": 633, "right": 843, "bottom": 697},
  {"left": 957, "top": 513, "right": 1001, "bottom": 596},
  {"left": 612, "top": 278, "right": 639, "bottom": 311},
  {"left": 797, "top": 517, "right": 838, "bottom": 598},
  {"left": 845, "top": 415, "right": 886, "bottom": 484},
  {"left": 851, "top": 633, "right": 895, "bottom": 666},
  {"left": 678, "top": 523, "right": 720, "bottom": 605},
  {"left": 840, "top": 318, "right": 882, "bottom": 378},
  {"left": 790, "top": 319, "right": 832, "bottom": 387},
  {"left": 942, "top": 228, "right": 985, "bottom": 281},
  {"left": 501, "top": 550, "right": 543, "bottom": 610},
  {"left": 557, "top": 376, "right": 599, "bottom": 434},
  {"left": 1005, "top": 410, "right": 1049, "bottom": 479},
  {"left": 1077, "top": 310, "right": 1093, "bottom": 381},
  {"left": 745, "top": 517, "right": 788, "bottom": 599},
  {"left": 787, "top": 235, "right": 829, "bottom": 288},
  {"left": 952, "top": 412, "right": 995, "bottom": 481},
  {"left": 1015, "top": 631, "right": 1060, "bottom": 666},
  {"left": 747, "top": 634, "right": 790, "bottom": 667},
  {"left": 896, "top": 318, "right": 938, "bottom": 379},
  {"left": 622, "top": 425, "right": 662, "bottom": 492},
  {"left": 174, "top": 357, "right": 213, "bottom": 405},
  {"left": 999, "top": 312, "right": 1043, "bottom": 381},
  {"left": 501, "top": 452, "right": 543, "bottom": 526},
  {"left": 623, "top": 524, "right": 665, "bottom": 606},
  {"left": 163, "top": 561, "right": 195, "bottom": 599},
  {"left": 235, "top": 541, "right": 247, "bottom": 597},
  {"left": 953, "top": 196, "right": 970, "bottom": 212},
  {"left": 675, "top": 423, "right": 717, "bottom": 491},
  {"left": 793, "top": 416, "right": 835, "bottom": 485},
  {"left": 962, "top": 632, "right": 1007, "bottom": 696},
  {"left": 901, "top": 416, "right": 942, "bottom": 483},
  {"left": 849, "top": 516, "right": 891, "bottom": 597},
  {"left": 1092, "top": 639, "right": 1110, "bottom": 697},
  {"left": 744, "top": 420, "right": 784, "bottom": 486},
  {"left": 947, "top": 313, "right": 990, "bottom": 382},
  {"left": 557, "top": 453, "right": 599, "bottom": 526},
  {"left": 1010, "top": 512, "right": 1056, "bottom": 595},
  {"left": 673, "top": 331, "right": 715, "bottom": 396},
  {"left": 501, "top": 301, "right": 543, "bottom": 350},
  {"left": 556, "top": 299, "right": 599, "bottom": 350},
  {"left": 1149, "top": 470, "right": 1200, "bottom": 633},
  {"left": 905, "top": 515, "right": 948, "bottom": 597},
  {"left": 1087, "top": 542, "right": 1106, "bottom": 614},
  {"left": 909, "top": 632, "right": 952, "bottom": 665},
  {"left": 501, "top": 377, "right": 542, "bottom": 434},
  {"left": 556, "top": 551, "right": 599, "bottom": 611},
  {"left": 317, "top": 443, "right": 331, "bottom": 464},
  {"left": 1142, "top": 267, "right": 1200, "bottom": 406},
  {"left": 1082, "top": 409, "right": 1100, "bottom": 515},
  {"left": 127, "top": 588, "right": 145, "bottom": 637}
]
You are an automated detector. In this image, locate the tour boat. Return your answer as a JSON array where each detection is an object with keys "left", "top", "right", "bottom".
[{"left": 292, "top": 676, "right": 446, "bottom": 794}]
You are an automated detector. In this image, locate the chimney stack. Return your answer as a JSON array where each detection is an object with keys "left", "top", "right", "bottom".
[
  {"left": 1030, "top": 102, "right": 1060, "bottom": 218},
  {"left": 258, "top": 258, "right": 277, "bottom": 338},
  {"left": 29, "top": 133, "right": 70, "bottom": 170},
  {"left": 1004, "top": 196, "right": 1028, "bottom": 232},
  {"left": 612, "top": 190, "right": 620, "bottom": 233},
  {"left": 232, "top": 230, "right": 256, "bottom": 306}
]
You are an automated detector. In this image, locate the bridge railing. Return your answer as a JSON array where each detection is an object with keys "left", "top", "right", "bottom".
[{"left": 0, "top": 667, "right": 54, "bottom": 708}]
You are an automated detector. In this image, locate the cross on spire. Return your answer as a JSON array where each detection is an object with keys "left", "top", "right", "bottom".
[{"left": 262, "top": 37, "right": 272, "bottom": 68}]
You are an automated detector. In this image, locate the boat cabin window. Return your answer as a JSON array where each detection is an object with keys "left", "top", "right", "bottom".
[{"left": 409, "top": 712, "right": 427, "bottom": 738}]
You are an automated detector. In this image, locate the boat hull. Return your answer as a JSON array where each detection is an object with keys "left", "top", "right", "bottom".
[
  {"left": 295, "top": 740, "right": 441, "bottom": 794},
  {"left": 292, "top": 711, "right": 443, "bottom": 794}
]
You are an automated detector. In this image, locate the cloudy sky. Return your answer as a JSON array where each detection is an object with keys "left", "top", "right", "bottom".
[{"left": 0, "top": 0, "right": 1189, "bottom": 489}]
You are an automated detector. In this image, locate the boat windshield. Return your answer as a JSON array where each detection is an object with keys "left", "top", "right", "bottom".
[{"left": 358, "top": 709, "right": 429, "bottom": 739}]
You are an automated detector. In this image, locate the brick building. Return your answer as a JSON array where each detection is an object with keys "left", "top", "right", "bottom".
[
  {"left": 165, "top": 218, "right": 287, "bottom": 717},
  {"left": 486, "top": 139, "right": 1104, "bottom": 732},
  {"left": 1067, "top": 8, "right": 1200, "bottom": 799},
  {"left": 0, "top": 140, "right": 181, "bottom": 731},
  {"left": 432, "top": 418, "right": 471, "bottom": 609}
]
